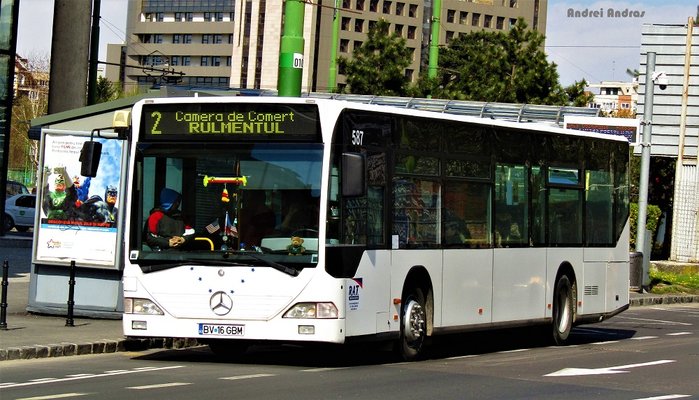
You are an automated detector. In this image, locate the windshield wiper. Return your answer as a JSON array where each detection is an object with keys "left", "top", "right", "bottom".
[
  {"left": 140, "top": 258, "right": 249, "bottom": 272},
  {"left": 137, "top": 254, "right": 298, "bottom": 277},
  {"left": 236, "top": 252, "right": 300, "bottom": 277}
]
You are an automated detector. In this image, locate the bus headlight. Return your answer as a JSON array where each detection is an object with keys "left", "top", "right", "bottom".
[
  {"left": 124, "top": 297, "right": 164, "bottom": 315},
  {"left": 283, "top": 302, "right": 338, "bottom": 319}
]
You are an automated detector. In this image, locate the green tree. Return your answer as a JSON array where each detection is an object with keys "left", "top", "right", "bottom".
[
  {"left": 10, "top": 94, "right": 46, "bottom": 188},
  {"left": 338, "top": 19, "right": 412, "bottom": 96},
  {"left": 563, "top": 79, "right": 594, "bottom": 107},
  {"left": 418, "top": 18, "right": 592, "bottom": 106},
  {"left": 95, "top": 76, "right": 119, "bottom": 103}
]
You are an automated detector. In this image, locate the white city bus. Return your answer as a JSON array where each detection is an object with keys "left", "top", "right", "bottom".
[{"left": 120, "top": 96, "right": 630, "bottom": 360}]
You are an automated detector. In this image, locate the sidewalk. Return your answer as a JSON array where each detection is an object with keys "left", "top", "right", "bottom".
[
  {"left": 0, "top": 275, "right": 196, "bottom": 361},
  {"left": 1, "top": 235, "right": 698, "bottom": 361}
]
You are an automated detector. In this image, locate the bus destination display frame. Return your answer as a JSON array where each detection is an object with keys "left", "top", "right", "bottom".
[{"left": 141, "top": 103, "right": 321, "bottom": 142}]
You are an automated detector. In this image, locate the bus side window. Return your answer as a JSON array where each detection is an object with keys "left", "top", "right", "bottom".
[
  {"left": 444, "top": 181, "right": 491, "bottom": 248},
  {"left": 494, "top": 164, "right": 529, "bottom": 247}
]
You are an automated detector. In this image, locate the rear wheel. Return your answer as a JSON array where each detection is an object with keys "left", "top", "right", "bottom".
[
  {"left": 15, "top": 226, "right": 29, "bottom": 232},
  {"left": 552, "top": 274, "right": 575, "bottom": 345},
  {"left": 398, "top": 288, "right": 427, "bottom": 361}
]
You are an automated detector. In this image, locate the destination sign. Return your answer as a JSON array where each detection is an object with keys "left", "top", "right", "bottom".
[{"left": 141, "top": 102, "right": 320, "bottom": 141}]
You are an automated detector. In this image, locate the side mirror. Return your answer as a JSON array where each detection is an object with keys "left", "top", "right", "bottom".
[
  {"left": 79, "top": 141, "right": 102, "bottom": 177},
  {"left": 341, "top": 152, "right": 366, "bottom": 197}
]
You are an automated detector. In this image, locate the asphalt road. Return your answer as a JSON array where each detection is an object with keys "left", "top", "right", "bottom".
[{"left": 1, "top": 304, "right": 697, "bottom": 400}]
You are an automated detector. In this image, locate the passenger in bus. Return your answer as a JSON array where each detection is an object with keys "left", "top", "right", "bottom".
[
  {"left": 239, "top": 190, "right": 275, "bottom": 247},
  {"left": 495, "top": 212, "right": 523, "bottom": 247},
  {"left": 145, "top": 188, "right": 194, "bottom": 250},
  {"left": 444, "top": 218, "right": 470, "bottom": 245}
]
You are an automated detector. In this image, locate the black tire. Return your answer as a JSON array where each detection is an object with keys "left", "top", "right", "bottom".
[
  {"left": 15, "top": 226, "right": 30, "bottom": 232},
  {"left": 398, "top": 288, "right": 427, "bottom": 361},
  {"left": 552, "top": 274, "right": 575, "bottom": 345},
  {"left": 208, "top": 340, "right": 249, "bottom": 360},
  {"left": 3, "top": 214, "right": 14, "bottom": 232}
]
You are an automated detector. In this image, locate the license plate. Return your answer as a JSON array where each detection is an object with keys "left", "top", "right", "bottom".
[{"left": 198, "top": 323, "right": 245, "bottom": 336}]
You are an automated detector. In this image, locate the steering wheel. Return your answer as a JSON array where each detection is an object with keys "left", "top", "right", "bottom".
[{"left": 291, "top": 228, "right": 319, "bottom": 238}]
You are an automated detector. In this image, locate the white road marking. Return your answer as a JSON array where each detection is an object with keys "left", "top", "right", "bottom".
[
  {"left": 219, "top": 373, "right": 276, "bottom": 380},
  {"left": 591, "top": 340, "right": 619, "bottom": 344},
  {"left": 497, "top": 349, "right": 531, "bottom": 354},
  {"left": 127, "top": 382, "right": 192, "bottom": 390},
  {"left": 14, "top": 393, "right": 90, "bottom": 400},
  {"left": 545, "top": 359, "right": 676, "bottom": 377},
  {"left": 301, "top": 367, "right": 349, "bottom": 372},
  {"left": 632, "top": 395, "right": 691, "bottom": 400},
  {"left": 631, "top": 336, "right": 659, "bottom": 340},
  {"left": 666, "top": 332, "right": 691, "bottom": 336},
  {"left": 446, "top": 354, "right": 479, "bottom": 360},
  {"left": 0, "top": 366, "right": 184, "bottom": 389},
  {"left": 617, "top": 316, "right": 692, "bottom": 326}
]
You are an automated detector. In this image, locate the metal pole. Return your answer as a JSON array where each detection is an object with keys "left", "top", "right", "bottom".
[
  {"left": 636, "top": 51, "right": 655, "bottom": 288},
  {"left": 670, "top": 18, "right": 694, "bottom": 261},
  {"left": 278, "top": 0, "right": 305, "bottom": 97},
  {"left": 87, "top": 0, "right": 101, "bottom": 105},
  {"left": 428, "top": 0, "right": 441, "bottom": 79},
  {"left": 1, "top": 260, "right": 9, "bottom": 330},
  {"left": 66, "top": 260, "right": 76, "bottom": 327},
  {"left": 327, "top": 0, "right": 340, "bottom": 93}
]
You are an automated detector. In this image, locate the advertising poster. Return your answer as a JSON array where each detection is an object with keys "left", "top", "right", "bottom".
[
  {"left": 34, "top": 131, "right": 123, "bottom": 268},
  {"left": 564, "top": 116, "right": 641, "bottom": 144}
]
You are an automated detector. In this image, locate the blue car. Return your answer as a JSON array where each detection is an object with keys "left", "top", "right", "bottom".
[{"left": 4, "top": 193, "right": 36, "bottom": 232}]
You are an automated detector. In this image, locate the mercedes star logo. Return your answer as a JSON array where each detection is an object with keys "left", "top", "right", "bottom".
[{"left": 209, "top": 291, "right": 233, "bottom": 316}]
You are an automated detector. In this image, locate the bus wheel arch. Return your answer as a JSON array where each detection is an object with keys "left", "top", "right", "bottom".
[
  {"left": 552, "top": 263, "right": 577, "bottom": 345},
  {"left": 398, "top": 266, "right": 433, "bottom": 361}
]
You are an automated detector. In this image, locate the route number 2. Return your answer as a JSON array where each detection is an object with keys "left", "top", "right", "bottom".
[{"left": 150, "top": 111, "right": 162, "bottom": 135}]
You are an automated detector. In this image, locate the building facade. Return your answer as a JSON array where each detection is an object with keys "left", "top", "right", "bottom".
[
  {"left": 639, "top": 22, "right": 698, "bottom": 262},
  {"left": 588, "top": 81, "right": 639, "bottom": 116},
  {"left": 114, "top": 0, "right": 237, "bottom": 91},
  {"left": 108, "top": 0, "right": 547, "bottom": 93},
  {"left": 14, "top": 56, "right": 50, "bottom": 103}
]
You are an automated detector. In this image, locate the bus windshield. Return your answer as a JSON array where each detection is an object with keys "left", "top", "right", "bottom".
[{"left": 132, "top": 142, "right": 323, "bottom": 269}]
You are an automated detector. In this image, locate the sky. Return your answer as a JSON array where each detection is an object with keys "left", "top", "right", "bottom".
[
  {"left": 15, "top": 0, "right": 699, "bottom": 87},
  {"left": 545, "top": 0, "right": 697, "bottom": 85}
]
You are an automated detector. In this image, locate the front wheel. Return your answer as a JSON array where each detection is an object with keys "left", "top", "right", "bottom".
[
  {"left": 398, "top": 288, "right": 427, "bottom": 361},
  {"left": 552, "top": 274, "right": 575, "bottom": 345}
]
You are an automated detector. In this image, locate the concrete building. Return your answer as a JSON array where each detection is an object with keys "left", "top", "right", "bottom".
[
  {"left": 14, "top": 56, "right": 50, "bottom": 104},
  {"left": 107, "top": 0, "right": 547, "bottom": 93},
  {"left": 588, "top": 80, "right": 639, "bottom": 116},
  {"left": 109, "top": 0, "right": 237, "bottom": 91}
]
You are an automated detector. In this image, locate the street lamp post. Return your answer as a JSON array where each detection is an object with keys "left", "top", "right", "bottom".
[{"left": 636, "top": 51, "right": 663, "bottom": 290}]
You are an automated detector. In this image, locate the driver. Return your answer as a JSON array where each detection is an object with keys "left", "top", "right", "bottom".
[{"left": 146, "top": 188, "right": 194, "bottom": 250}]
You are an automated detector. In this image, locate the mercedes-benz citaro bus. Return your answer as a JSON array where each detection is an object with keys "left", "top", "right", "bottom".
[{"left": 120, "top": 96, "right": 630, "bottom": 361}]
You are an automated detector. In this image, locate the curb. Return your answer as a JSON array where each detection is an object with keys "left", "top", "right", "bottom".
[
  {"left": 629, "top": 294, "right": 699, "bottom": 307},
  {"left": 0, "top": 338, "right": 199, "bottom": 362}
]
